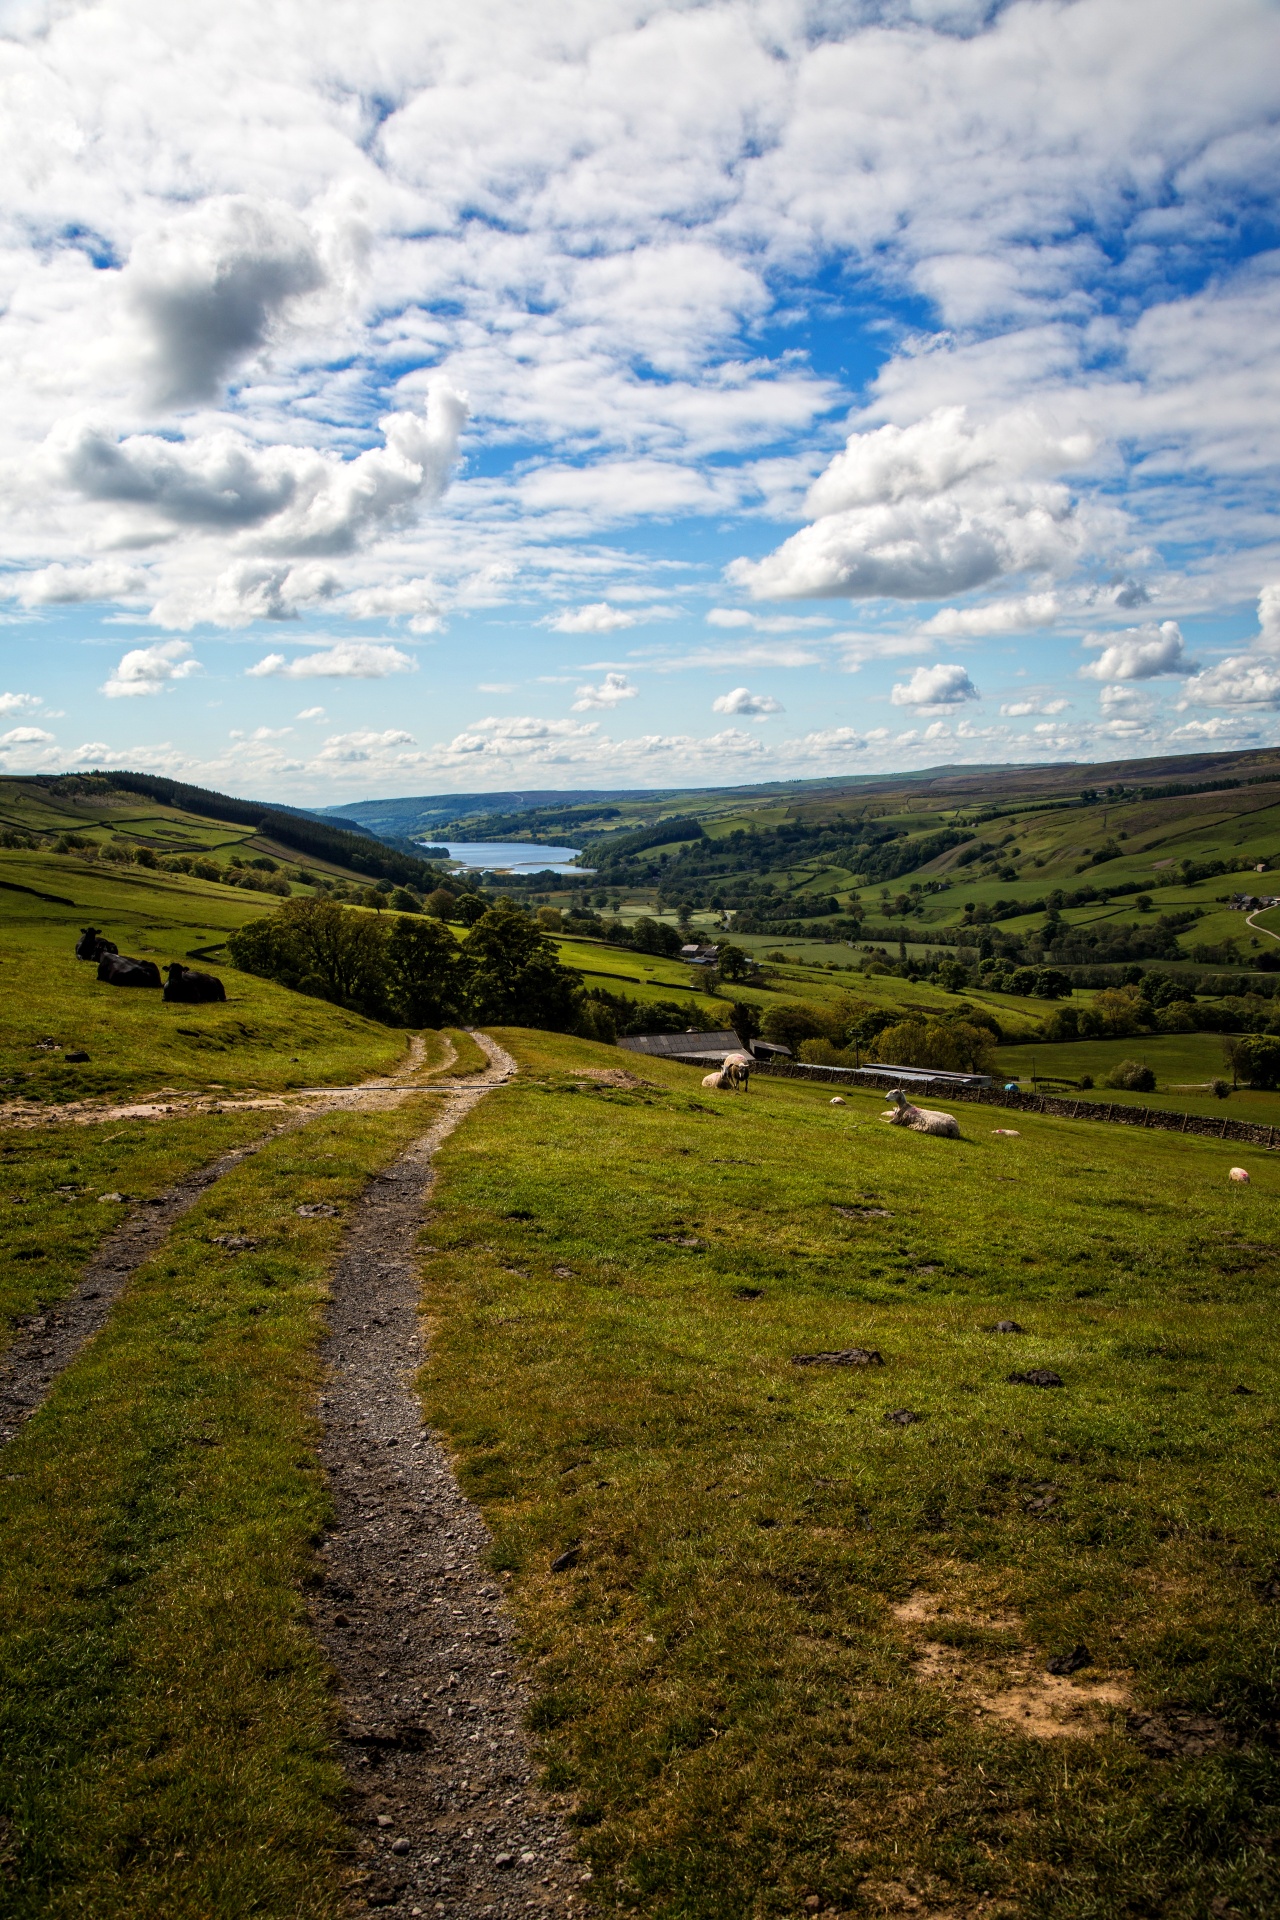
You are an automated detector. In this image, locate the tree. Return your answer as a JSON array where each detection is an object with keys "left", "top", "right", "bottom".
[
  {"left": 455, "top": 893, "right": 487, "bottom": 926},
  {"left": 1224, "top": 1034, "right": 1280, "bottom": 1089},
  {"left": 536, "top": 905, "right": 563, "bottom": 931},
  {"left": 464, "top": 899, "right": 582, "bottom": 1029},
  {"left": 730, "top": 1000, "right": 761, "bottom": 1042},
  {"left": 361, "top": 888, "right": 386, "bottom": 915},
  {"left": 385, "top": 915, "right": 464, "bottom": 1026},
  {"left": 228, "top": 897, "right": 388, "bottom": 1015},
  {"left": 715, "top": 941, "right": 752, "bottom": 982},
  {"left": 389, "top": 887, "right": 420, "bottom": 913},
  {"left": 424, "top": 887, "right": 458, "bottom": 920}
]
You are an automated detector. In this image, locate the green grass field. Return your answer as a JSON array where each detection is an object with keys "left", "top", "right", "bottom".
[
  {"left": 0, "top": 1099, "right": 439, "bottom": 1920},
  {"left": 0, "top": 847, "right": 406, "bottom": 1104},
  {"left": 418, "top": 1034, "right": 1280, "bottom": 1918}
]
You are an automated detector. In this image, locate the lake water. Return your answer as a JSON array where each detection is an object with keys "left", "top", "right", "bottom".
[{"left": 424, "top": 840, "right": 591, "bottom": 875}]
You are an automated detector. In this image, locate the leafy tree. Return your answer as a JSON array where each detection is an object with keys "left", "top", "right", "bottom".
[
  {"left": 729, "top": 1000, "right": 761, "bottom": 1042},
  {"left": 389, "top": 887, "right": 420, "bottom": 913},
  {"left": 455, "top": 893, "right": 488, "bottom": 926},
  {"left": 229, "top": 898, "right": 388, "bottom": 1015},
  {"left": 465, "top": 899, "right": 582, "bottom": 1029},
  {"left": 1224, "top": 1035, "right": 1280, "bottom": 1089},
  {"left": 385, "top": 915, "right": 465, "bottom": 1026},
  {"left": 1102, "top": 1059, "right": 1156, "bottom": 1091},
  {"left": 715, "top": 941, "right": 752, "bottom": 981},
  {"left": 424, "top": 887, "right": 458, "bottom": 919}
]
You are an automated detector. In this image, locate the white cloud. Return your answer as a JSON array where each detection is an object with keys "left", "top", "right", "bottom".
[
  {"left": 0, "top": 726, "right": 55, "bottom": 746},
  {"left": 729, "top": 409, "right": 1096, "bottom": 602},
  {"left": 922, "top": 592, "right": 1063, "bottom": 638},
  {"left": 9, "top": 562, "right": 146, "bottom": 607},
  {"left": 1180, "top": 657, "right": 1280, "bottom": 708},
  {"left": 1000, "top": 696, "right": 1069, "bottom": 717},
  {"left": 549, "top": 604, "right": 640, "bottom": 634},
  {"left": 571, "top": 671, "right": 637, "bottom": 711},
  {"left": 706, "top": 608, "right": 754, "bottom": 628},
  {"left": 296, "top": 706, "right": 327, "bottom": 720},
  {"left": 47, "top": 383, "right": 468, "bottom": 561},
  {"left": 101, "top": 639, "right": 199, "bottom": 699},
  {"left": 891, "top": 662, "right": 981, "bottom": 709},
  {"left": 1079, "top": 620, "right": 1196, "bottom": 681},
  {"left": 124, "top": 196, "right": 325, "bottom": 408},
  {"left": 0, "top": 692, "right": 43, "bottom": 716},
  {"left": 711, "top": 686, "right": 783, "bottom": 717},
  {"left": 246, "top": 643, "right": 416, "bottom": 680}
]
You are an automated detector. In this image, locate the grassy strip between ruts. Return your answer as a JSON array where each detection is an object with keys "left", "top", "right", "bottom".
[
  {"left": 440, "top": 1026, "right": 494, "bottom": 1077},
  {"left": 0, "top": 1111, "right": 281, "bottom": 1354},
  {"left": 418, "top": 1030, "right": 1280, "bottom": 1920},
  {"left": 0, "top": 1097, "right": 440, "bottom": 1919}
]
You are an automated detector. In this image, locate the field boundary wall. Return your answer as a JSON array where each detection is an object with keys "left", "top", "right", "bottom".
[{"left": 747, "top": 1058, "right": 1280, "bottom": 1151}]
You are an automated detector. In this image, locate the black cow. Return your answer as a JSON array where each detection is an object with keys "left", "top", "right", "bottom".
[
  {"left": 163, "top": 962, "right": 226, "bottom": 1004},
  {"left": 76, "top": 926, "right": 118, "bottom": 962},
  {"left": 97, "top": 953, "right": 162, "bottom": 988}
]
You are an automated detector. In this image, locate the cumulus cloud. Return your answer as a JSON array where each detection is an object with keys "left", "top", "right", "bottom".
[
  {"left": 9, "top": 562, "right": 146, "bottom": 607},
  {"left": 47, "top": 383, "right": 468, "bottom": 560},
  {"left": 729, "top": 409, "right": 1095, "bottom": 602},
  {"left": 0, "top": 726, "right": 55, "bottom": 746},
  {"left": 549, "top": 604, "right": 640, "bottom": 634},
  {"left": 712, "top": 686, "right": 783, "bottom": 717},
  {"left": 1079, "top": 620, "right": 1196, "bottom": 681},
  {"left": 1180, "top": 658, "right": 1280, "bottom": 708},
  {"left": 296, "top": 705, "right": 327, "bottom": 720},
  {"left": 571, "top": 671, "right": 637, "bottom": 711},
  {"left": 314, "top": 729, "right": 417, "bottom": 766},
  {"left": 125, "top": 196, "right": 325, "bottom": 408},
  {"left": 921, "top": 592, "right": 1062, "bottom": 637},
  {"left": 101, "top": 639, "right": 199, "bottom": 698},
  {"left": 891, "top": 662, "right": 980, "bottom": 709},
  {"left": 1000, "top": 696, "right": 1069, "bottom": 716},
  {"left": 246, "top": 643, "right": 416, "bottom": 680},
  {"left": 0, "top": 692, "right": 44, "bottom": 716}
]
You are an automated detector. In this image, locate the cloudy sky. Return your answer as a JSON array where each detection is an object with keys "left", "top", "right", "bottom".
[{"left": 2, "top": 0, "right": 1279, "bottom": 803}]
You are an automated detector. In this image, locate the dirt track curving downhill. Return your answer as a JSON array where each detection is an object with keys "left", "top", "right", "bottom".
[{"left": 312, "top": 1032, "right": 581, "bottom": 1917}]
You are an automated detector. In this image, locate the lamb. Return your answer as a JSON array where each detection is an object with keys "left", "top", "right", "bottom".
[
  {"left": 879, "top": 1087, "right": 960, "bottom": 1138},
  {"left": 702, "top": 1068, "right": 732, "bottom": 1091}
]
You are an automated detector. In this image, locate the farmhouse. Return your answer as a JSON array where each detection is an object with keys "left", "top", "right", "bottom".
[{"left": 679, "top": 943, "right": 721, "bottom": 964}]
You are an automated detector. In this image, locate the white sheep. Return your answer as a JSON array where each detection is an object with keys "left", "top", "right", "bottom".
[
  {"left": 879, "top": 1087, "right": 961, "bottom": 1138},
  {"left": 830, "top": 1095, "right": 847, "bottom": 1106},
  {"left": 1229, "top": 1166, "right": 1250, "bottom": 1183},
  {"left": 702, "top": 1068, "right": 733, "bottom": 1091},
  {"left": 722, "top": 1051, "right": 753, "bottom": 1093}
]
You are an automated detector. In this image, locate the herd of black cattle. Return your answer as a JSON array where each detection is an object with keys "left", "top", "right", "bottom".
[{"left": 75, "top": 926, "right": 227, "bottom": 1003}]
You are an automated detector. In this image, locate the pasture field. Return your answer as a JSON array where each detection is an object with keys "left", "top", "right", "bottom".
[
  {"left": 0, "top": 847, "right": 405, "bottom": 1103},
  {"left": 0, "top": 1099, "right": 439, "bottom": 1920},
  {"left": 995, "top": 1031, "right": 1280, "bottom": 1115},
  {"left": 420, "top": 1034, "right": 1280, "bottom": 1918},
  {"left": 0, "top": 1111, "right": 279, "bottom": 1358}
]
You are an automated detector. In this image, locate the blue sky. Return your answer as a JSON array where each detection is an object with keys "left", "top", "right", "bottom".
[{"left": 1, "top": 0, "right": 1279, "bottom": 803}]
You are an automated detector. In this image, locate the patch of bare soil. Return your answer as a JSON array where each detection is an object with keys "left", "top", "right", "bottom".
[
  {"left": 0, "top": 1032, "right": 458, "bottom": 1131},
  {"left": 313, "top": 1033, "right": 581, "bottom": 1917},
  {"left": 891, "top": 1590, "right": 1130, "bottom": 1740},
  {"left": 570, "top": 1067, "right": 647, "bottom": 1089}
]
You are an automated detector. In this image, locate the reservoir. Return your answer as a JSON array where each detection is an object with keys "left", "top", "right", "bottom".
[{"left": 426, "top": 840, "right": 590, "bottom": 875}]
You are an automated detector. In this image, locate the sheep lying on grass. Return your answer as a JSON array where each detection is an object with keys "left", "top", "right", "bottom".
[
  {"left": 702, "top": 1068, "right": 732, "bottom": 1091},
  {"left": 879, "top": 1087, "right": 960, "bottom": 1138}
]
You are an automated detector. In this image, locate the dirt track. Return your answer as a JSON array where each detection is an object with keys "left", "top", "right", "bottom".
[{"left": 313, "top": 1032, "right": 581, "bottom": 1917}]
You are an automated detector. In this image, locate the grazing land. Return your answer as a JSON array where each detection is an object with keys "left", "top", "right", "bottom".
[
  {"left": 421, "top": 1032, "right": 1280, "bottom": 1918},
  {"left": 3, "top": 752, "right": 1280, "bottom": 1918}
]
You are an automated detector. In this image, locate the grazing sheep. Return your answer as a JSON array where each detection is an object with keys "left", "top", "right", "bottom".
[
  {"left": 879, "top": 1087, "right": 960, "bottom": 1138},
  {"left": 1229, "top": 1166, "right": 1250, "bottom": 1184},
  {"left": 723, "top": 1051, "right": 753, "bottom": 1093},
  {"left": 702, "top": 1068, "right": 732, "bottom": 1091}
]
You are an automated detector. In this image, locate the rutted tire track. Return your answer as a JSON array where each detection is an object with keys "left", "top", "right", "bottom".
[
  {"left": 0, "top": 1116, "right": 311, "bottom": 1448},
  {"left": 313, "top": 1033, "right": 581, "bottom": 1917},
  {"left": 0, "top": 1035, "right": 457, "bottom": 1445}
]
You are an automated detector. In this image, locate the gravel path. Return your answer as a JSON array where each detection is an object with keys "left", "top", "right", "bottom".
[{"left": 313, "top": 1033, "right": 582, "bottom": 1918}]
